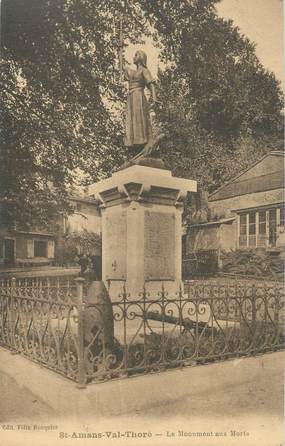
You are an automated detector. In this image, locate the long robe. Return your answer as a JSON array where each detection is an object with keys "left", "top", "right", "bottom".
[{"left": 124, "top": 66, "right": 154, "bottom": 147}]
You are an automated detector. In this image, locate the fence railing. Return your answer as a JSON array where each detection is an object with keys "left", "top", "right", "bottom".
[
  {"left": 0, "top": 277, "right": 284, "bottom": 386},
  {"left": 182, "top": 249, "right": 219, "bottom": 279},
  {"left": 0, "top": 276, "right": 80, "bottom": 381}
]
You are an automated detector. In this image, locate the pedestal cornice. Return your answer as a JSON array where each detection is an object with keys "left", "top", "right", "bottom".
[{"left": 89, "top": 165, "right": 197, "bottom": 208}]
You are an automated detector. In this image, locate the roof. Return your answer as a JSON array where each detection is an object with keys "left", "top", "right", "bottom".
[
  {"left": 209, "top": 151, "right": 285, "bottom": 202},
  {"left": 69, "top": 195, "right": 97, "bottom": 204},
  {"left": 8, "top": 230, "right": 55, "bottom": 237},
  {"left": 209, "top": 170, "right": 284, "bottom": 201},
  {"left": 188, "top": 217, "right": 236, "bottom": 229}
]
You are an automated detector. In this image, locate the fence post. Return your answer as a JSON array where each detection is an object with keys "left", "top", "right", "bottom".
[
  {"left": 10, "top": 277, "right": 16, "bottom": 350},
  {"left": 273, "top": 282, "right": 280, "bottom": 349},
  {"left": 251, "top": 283, "right": 257, "bottom": 354},
  {"left": 75, "top": 277, "right": 86, "bottom": 388}
]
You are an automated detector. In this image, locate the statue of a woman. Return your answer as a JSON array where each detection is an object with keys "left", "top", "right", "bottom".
[{"left": 123, "top": 50, "right": 158, "bottom": 156}]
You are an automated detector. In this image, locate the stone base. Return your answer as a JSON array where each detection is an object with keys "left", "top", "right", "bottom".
[
  {"left": 89, "top": 165, "right": 197, "bottom": 299},
  {"left": 118, "top": 157, "right": 167, "bottom": 171},
  {"left": 108, "top": 280, "right": 182, "bottom": 302}
]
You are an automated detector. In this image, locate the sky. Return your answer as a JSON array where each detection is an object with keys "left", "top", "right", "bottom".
[
  {"left": 217, "top": 0, "right": 283, "bottom": 86},
  {"left": 125, "top": 0, "right": 284, "bottom": 88}
]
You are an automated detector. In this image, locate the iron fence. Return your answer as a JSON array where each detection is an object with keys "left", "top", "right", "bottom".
[
  {"left": 0, "top": 277, "right": 284, "bottom": 386},
  {"left": 0, "top": 276, "right": 81, "bottom": 382},
  {"left": 182, "top": 249, "right": 219, "bottom": 279}
]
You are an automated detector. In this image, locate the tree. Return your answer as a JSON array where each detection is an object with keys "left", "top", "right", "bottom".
[
  {"left": 154, "top": 66, "right": 283, "bottom": 192},
  {"left": 1, "top": 0, "right": 283, "bottom": 229},
  {"left": 144, "top": 0, "right": 284, "bottom": 191},
  {"left": 1, "top": 0, "right": 145, "bottom": 228}
]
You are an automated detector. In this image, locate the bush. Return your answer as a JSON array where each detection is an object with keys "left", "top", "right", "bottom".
[
  {"left": 61, "top": 230, "right": 101, "bottom": 266},
  {"left": 220, "top": 250, "right": 284, "bottom": 280}
]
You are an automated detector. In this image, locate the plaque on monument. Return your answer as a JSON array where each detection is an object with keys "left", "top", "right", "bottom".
[
  {"left": 144, "top": 211, "right": 175, "bottom": 280},
  {"left": 104, "top": 211, "right": 127, "bottom": 280}
]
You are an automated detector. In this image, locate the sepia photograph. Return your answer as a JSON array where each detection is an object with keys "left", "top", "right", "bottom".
[{"left": 0, "top": 0, "right": 284, "bottom": 445}]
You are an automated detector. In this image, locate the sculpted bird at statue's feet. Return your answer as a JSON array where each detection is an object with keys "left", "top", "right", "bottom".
[{"left": 134, "top": 132, "right": 166, "bottom": 159}]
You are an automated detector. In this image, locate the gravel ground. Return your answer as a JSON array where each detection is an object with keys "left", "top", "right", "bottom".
[
  {"left": 0, "top": 351, "right": 283, "bottom": 446},
  {"left": 0, "top": 370, "right": 55, "bottom": 423}
]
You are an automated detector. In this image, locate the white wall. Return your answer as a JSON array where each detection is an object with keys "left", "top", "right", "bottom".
[
  {"left": 209, "top": 189, "right": 284, "bottom": 218},
  {"left": 66, "top": 201, "right": 101, "bottom": 234}
]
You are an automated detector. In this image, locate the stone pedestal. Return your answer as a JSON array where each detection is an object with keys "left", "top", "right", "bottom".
[{"left": 89, "top": 165, "right": 197, "bottom": 298}]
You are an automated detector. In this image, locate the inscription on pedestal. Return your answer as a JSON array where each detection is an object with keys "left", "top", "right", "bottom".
[
  {"left": 144, "top": 211, "right": 175, "bottom": 280},
  {"left": 104, "top": 211, "right": 127, "bottom": 280}
]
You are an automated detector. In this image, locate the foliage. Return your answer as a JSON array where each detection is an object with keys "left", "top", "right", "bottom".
[
  {"left": 60, "top": 230, "right": 101, "bottom": 265},
  {"left": 151, "top": 3, "right": 284, "bottom": 191},
  {"left": 1, "top": 0, "right": 145, "bottom": 228},
  {"left": 1, "top": 0, "right": 283, "bottom": 228},
  {"left": 220, "top": 250, "right": 285, "bottom": 280}
]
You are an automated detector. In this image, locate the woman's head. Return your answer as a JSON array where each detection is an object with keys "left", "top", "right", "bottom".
[{"left": 134, "top": 50, "right": 147, "bottom": 67}]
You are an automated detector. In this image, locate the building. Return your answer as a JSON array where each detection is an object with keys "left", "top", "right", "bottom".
[
  {"left": 208, "top": 151, "right": 285, "bottom": 251},
  {"left": 0, "top": 193, "right": 101, "bottom": 268},
  {"left": 0, "top": 226, "right": 56, "bottom": 268},
  {"left": 183, "top": 151, "right": 285, "bottom": 277},
  {"left": 63, "top": 195, "right": 101, "bottom": 235}
]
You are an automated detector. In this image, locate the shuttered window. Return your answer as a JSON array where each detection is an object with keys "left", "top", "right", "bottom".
[
  {"left": 34, "top": 240, "right": 47, "bottom": 257},
  {"left": 27, "top": 240, "right": 34, "bottom": 258},
  {"left": 47, "top": 240, "right": 55, "bottom": 258}
]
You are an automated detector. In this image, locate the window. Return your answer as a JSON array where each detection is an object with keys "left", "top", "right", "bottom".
[
  {"left": 248, "top": 212, "right": 256, "bottom": 247},
  {"left": 239, "top": 214, "right": 247, "bottom": 247},
  {"left": 280, "top": 206, "right": 285, "bottom": 228},
  {"left": 259, "top": 211, "right": 266, "bottom": 234},
  {"left": 268, "top": 209, "right": 277, "bottom": 247},
  {"left": 258, "top": 210, "right": 266, "bottom": 246},
  {"left": 240, "top": 214, "right": 247, "bottom": 233},
  {"left": 34, "top": 240, "right": 47, "bottom": 257},
  {"left": 238, "top": 205, "right": 285, "bottom": 249}
]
